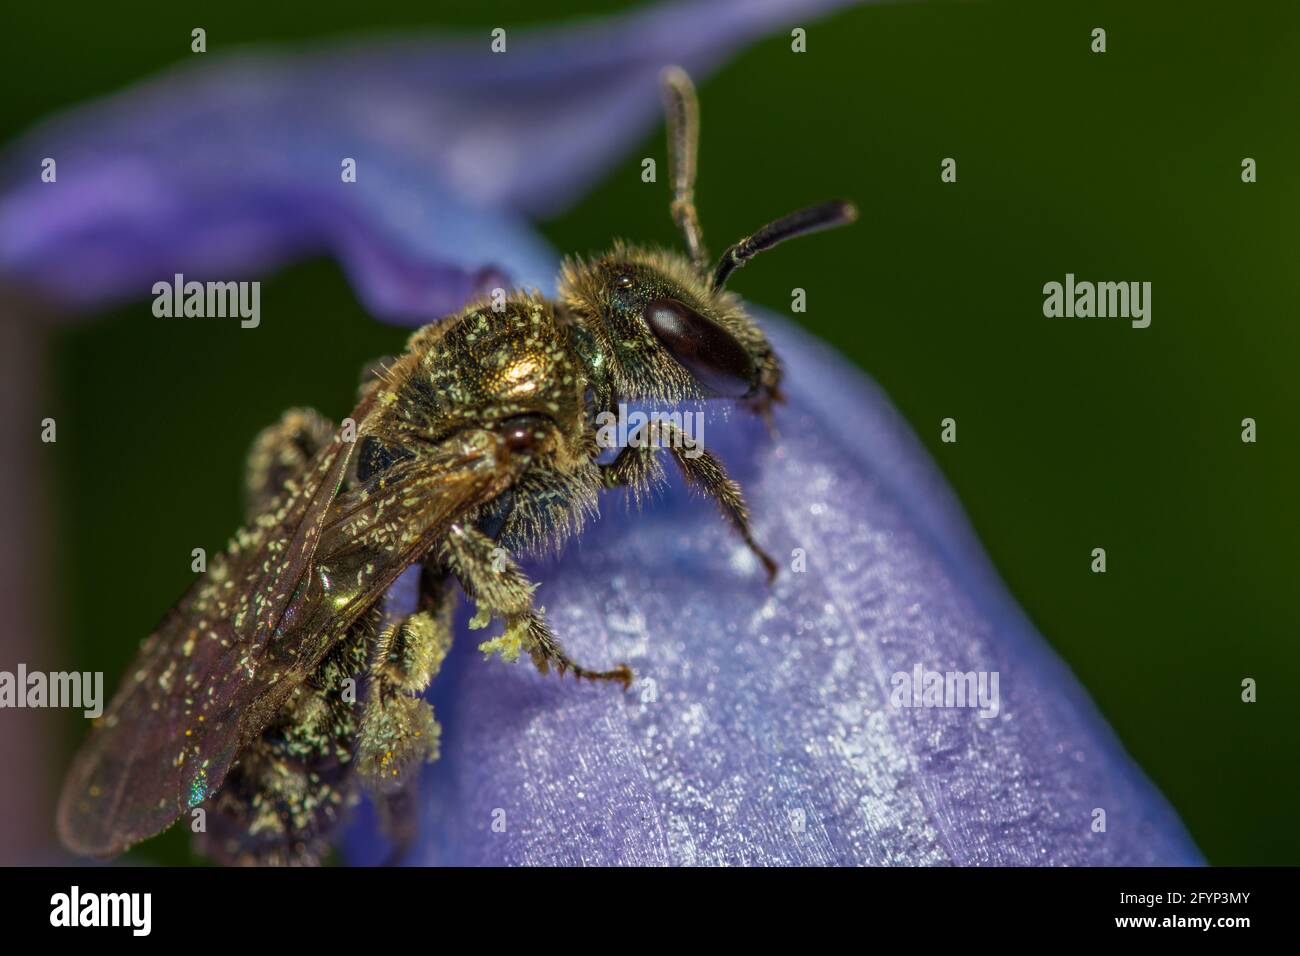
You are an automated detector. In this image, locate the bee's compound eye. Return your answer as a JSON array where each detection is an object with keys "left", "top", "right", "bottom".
[
  {"left": 643, "top": 298, "right": 757, "bottom": 397},
  {"left": 500, "top": 414, "right": 551, "bottom": 454}
]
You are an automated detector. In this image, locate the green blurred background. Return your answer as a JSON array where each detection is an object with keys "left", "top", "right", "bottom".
[{"left": 3, "top": 0, "right": 1297, "bottom": 865}]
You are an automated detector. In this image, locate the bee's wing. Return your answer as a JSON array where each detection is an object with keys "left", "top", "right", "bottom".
[{"left": 57, "top": 425, "right": 514, "bottom": 857}]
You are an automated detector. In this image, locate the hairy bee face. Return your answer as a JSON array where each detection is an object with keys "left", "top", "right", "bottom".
[
  {"left": 558, "top": 242, "right": 781, "bottom": 406},
  {"left": 548, "top": 67, "right": 854, "bottom": 414}
]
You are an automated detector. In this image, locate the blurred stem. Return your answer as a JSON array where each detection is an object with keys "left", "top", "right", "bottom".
[{"left": 0, "top": 292, "right": 55, "bottom": 862}]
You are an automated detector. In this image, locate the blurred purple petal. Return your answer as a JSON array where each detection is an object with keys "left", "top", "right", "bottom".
[
  {"left": 344, "top": 310, "right": 1201, "bottom": 867},
  {"left": 0, "top": 0, "right": 860, "bottom": 321}
]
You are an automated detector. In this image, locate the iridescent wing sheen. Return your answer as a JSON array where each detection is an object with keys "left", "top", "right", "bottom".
[{"left": 57, "top": 423, "right": 513, "bottom": 857}]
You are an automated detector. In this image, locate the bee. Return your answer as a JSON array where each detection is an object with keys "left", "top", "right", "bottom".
[{"left": 56, "top": 67, "right": 856, "bottom": 865}]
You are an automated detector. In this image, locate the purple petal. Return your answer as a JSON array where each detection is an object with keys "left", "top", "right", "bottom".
[
  {"left": 346, "top": 311, "right": 1201, "bottom": 867},
  {"left": 0, "top": 0, "right": 860, "bottom": 322}
]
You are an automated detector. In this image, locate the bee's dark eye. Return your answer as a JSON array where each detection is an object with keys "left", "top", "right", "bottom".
[
  {"left": 615, "top": 274, "right": 635, "bottom": 290},
  {"left": 643, "top": 298, "right": 756, "bottom": 397}
]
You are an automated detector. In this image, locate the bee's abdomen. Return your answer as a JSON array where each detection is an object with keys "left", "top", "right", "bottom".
[{"left": 194, "top": 605, "right": 373, "bottom": 866}]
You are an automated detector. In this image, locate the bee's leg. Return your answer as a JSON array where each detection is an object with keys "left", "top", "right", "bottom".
[
  {"left": 744, "top": 379, "right": 785, "bottom": 439},
  {"left": 243, "top": 407, "right": 336, "bottom": 519},
  {"left": 352, "top": 571, "right": 458, "bottom": 863},
  {"left": 598, "top": 432, "right": 667, "bottom": 510},
  {"left": 354, "top": 598, "right": 453, "bottom": 801},
  {"left": 440, "top": 523, "right": 633, "bottom": 688},
  {"left": 602, "top": 422, "right": 778, "bottom": 583}
]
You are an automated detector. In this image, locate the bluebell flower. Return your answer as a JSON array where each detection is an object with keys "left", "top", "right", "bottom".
[{"left": 0, "top": 0, "right": 1200, "bottom": 865}]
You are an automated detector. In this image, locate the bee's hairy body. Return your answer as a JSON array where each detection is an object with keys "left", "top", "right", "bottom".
[
  {"left": 379, "top": 292, "right": 600, "bottom": 557},
  {"left": 201, "top": 281, "right": 754, "bottom": 865},
  {"left": 56, "top": 68, "right": 856, "bottom": 865}
]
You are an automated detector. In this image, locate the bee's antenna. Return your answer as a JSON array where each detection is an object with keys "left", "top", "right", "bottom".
[
  {"left": 661, "top": 66, "right": 708, "bottom": 270},
  {"left": 712, "top": 200, "right": 858, "bottom": 290}
]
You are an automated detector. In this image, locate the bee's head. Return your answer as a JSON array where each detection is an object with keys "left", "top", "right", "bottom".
[
  {"left": 558, "top": 67, "right": 855, "bottom": 408},
  {"left": 558, "top": 243, "right": 777, "bottom": 403}
]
